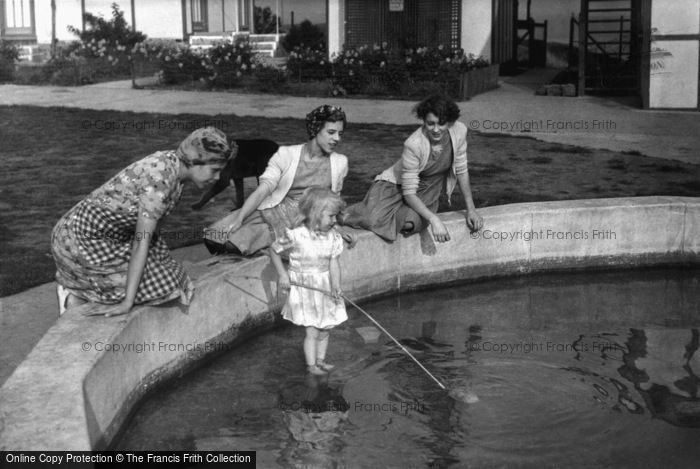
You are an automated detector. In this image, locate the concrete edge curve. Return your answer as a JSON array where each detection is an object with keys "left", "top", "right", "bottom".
[{"left": 0, "top": 196, "right": 698, "bottom": 450}]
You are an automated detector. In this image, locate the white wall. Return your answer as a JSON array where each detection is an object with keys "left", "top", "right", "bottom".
[
  {"left": 327, "top": 0, "right": 343, "bottom": 57},
  {"left": 648, "top": 0, "right": 700, "bottom": 108},
  {"left": 34, "top": 0, "right": 184, "bottom": 44},
  {"left": 134, "top": 0, "right": 184, "bottom": 39},
  {"left": 35, "top": 0, "right": 84, "bottom": 43},
  {"left": 462, "top": 0, "right": 492, "bottom": 59}
]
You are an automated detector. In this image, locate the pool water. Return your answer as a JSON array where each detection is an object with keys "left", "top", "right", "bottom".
[{"left": 114, "top": 267, "right": 700, "bottom": 468}]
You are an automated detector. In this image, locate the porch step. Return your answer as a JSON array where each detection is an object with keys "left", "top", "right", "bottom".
[
  {"left": 17, "top": 44, "right": 50, "bottom": 63},
  {"left": 189, "top": 32, "right": 284, "bottom": 57}
]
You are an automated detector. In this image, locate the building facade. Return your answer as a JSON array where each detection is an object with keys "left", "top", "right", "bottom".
[{"left": 3, "top": 0, "right": 697, "bottom": 109}]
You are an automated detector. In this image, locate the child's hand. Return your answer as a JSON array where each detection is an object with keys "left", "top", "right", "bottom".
[
  {"left": 331, "top": 285, "right": 343, "bottom": 300},
  {"left": 278, "top": 272, "right": 291, "bottom": 291}
]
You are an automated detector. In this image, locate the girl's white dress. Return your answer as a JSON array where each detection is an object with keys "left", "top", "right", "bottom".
[{"left": 272, "top": 225, "right": 348, "bottom": 329}]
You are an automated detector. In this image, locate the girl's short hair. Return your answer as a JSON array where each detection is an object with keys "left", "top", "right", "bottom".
[
  {"left": 413, "top": 94, "right": 460, "bottom": 125},
  {"left": 298, "top": 186, "right": 346, "bottom": 230}
]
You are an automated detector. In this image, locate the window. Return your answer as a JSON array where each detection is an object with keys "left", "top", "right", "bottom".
[{"left": 192, "top": 0, "right": 208, "bottom": 32}]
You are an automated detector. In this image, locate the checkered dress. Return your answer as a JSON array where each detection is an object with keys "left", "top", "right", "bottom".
[{"left": 51, "top": 151, "right": 193, "bottom": 305}]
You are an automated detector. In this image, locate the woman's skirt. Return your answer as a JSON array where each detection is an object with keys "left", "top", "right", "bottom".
[
  {"left": 341, "top": 173, "right": 446, "bottom": 241},
  {"left": 203, "top": 196, "right": 302, "bottom": 255},
  {"left": 51, "top": 203, "right": 193, "bottom": 305}
]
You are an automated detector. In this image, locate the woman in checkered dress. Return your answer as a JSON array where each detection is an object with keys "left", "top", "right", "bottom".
[{"left": 51, "top": 127, "right": 230, "bottom": 317}]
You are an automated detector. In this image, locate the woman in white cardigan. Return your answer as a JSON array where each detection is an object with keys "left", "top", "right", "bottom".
[
  {"left": 341, "top": 94, "right": 483, "bottom": 242},
  {"left": 204, "top": 105, "right": 349, "bottom": 255}
]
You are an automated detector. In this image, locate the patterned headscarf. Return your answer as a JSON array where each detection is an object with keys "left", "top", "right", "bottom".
[
  {"left": 176, "top": 127, "right": 230, "bottom": 166},
  {"left": 305, "top": 105, "right": 347, "bottom": 139}
]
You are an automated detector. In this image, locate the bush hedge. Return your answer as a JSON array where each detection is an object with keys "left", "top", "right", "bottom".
[{"left": 0, "top": 40, "right": 20, "bottom": 82}]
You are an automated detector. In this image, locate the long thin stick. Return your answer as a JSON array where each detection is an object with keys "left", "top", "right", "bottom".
[{"left": 289, "top": 281, "right": 446, "bottom": 390}]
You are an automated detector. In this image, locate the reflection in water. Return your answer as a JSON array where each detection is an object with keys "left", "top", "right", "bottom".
[
  {"left": 278, "top": 375, "right": 351, "bottom": 467},
  {"left": 114, "top": 267, "right": 700, "bottom": 467},
  {"left": 619, "top": 328, "right": 700, "bottom": 427}
]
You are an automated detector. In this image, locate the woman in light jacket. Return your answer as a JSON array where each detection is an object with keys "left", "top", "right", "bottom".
[
  {"left": 341, "top": 94, "right": 482, "bottom": 242},
  {"left": 204, "top": 105, "right": 349, "bottom": 255}
]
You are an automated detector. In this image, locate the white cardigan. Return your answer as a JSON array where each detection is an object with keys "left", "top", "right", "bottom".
[{"left": 257, "top": 144, "right": 348, "bottom": 210}]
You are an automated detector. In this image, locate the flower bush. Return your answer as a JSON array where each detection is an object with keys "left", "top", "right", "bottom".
[
  {"left": 130, "top": 41, "right": 490, "bottom": 97},
  {"left": 0, "top": 40, "right": 20, "bottom": 82},
  {"left": 325, "top": 44, "right": 491, "bottom": 97},
  {"left": 286, "top": 46, "right": 329, "bottom": 82},
  {"left": 330, "top": 46, "right": 376, "bottom": 94},
  {"left": 128, "top": 38, "right": 256, "bottom": 86},
  {"left": 209, "top": 39, "right": 255, "bottom": 87},
  {"left": 67, "top": 3, "right": 145, "bottom": 78}
]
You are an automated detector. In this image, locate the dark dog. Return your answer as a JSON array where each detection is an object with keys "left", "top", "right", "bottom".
[{"left": 192, "top": 138, "right": 279, "bottom": 210}]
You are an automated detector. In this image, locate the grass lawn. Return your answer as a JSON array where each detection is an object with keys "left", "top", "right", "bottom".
[{"left": 1, "top": 105, "right": 699, "bottom": 296}]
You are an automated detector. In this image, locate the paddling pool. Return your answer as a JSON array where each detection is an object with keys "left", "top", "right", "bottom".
[{"left": 114, "top": 266, "right": 700, "bottom": 468}]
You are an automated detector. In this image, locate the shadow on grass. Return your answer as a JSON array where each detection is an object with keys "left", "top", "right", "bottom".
[{"left": 1, "top": 105, "right": 699, "bottom": 296}]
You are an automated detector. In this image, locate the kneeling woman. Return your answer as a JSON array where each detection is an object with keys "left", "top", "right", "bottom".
[
  {"left": 51, "top": 127, "right": 230, "bottom": 317},
  {"left": 342, "top": 94, "right": 483, "bottom": 242}
]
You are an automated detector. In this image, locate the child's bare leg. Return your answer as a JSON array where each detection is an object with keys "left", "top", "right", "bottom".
[
  {"left": 304, "top": 327, "right": 318, "bottom": 365},
  {"left": 316, "top": 329, "right": 334, "bottom": 370},
  {"left": 305, "top": 327, "right": 326, "bottom": 375}
]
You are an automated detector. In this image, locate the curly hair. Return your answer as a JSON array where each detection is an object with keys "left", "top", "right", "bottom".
[
  {"left": 413, "top": 94, "right": 460, "bottom": 125},
  {"left": 297, "top": 186, "right": 346, "bottom": 231},
  {"left": 305, "top": 105, "right": 347, "bottom": 139}
]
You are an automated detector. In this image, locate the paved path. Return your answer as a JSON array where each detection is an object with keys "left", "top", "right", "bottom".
[{"left": 1, "top": 73, "right": 698, "bottom": 164}]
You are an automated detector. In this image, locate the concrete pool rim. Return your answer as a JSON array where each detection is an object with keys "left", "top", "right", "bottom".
[{"left": 0, "top": 196, "right": 698, "bottom": 450}]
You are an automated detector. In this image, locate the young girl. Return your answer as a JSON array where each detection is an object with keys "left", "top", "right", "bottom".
[{"left": 270, "top": 187, "right": 348, "bottom": 375}]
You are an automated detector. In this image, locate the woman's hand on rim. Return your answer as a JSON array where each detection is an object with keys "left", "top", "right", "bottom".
[
  {"left": 466, "top": 210, "right": 484, "bottom": 232},
  {"left": 429, "top": 217, "right": 451, "bottom": 243}
]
